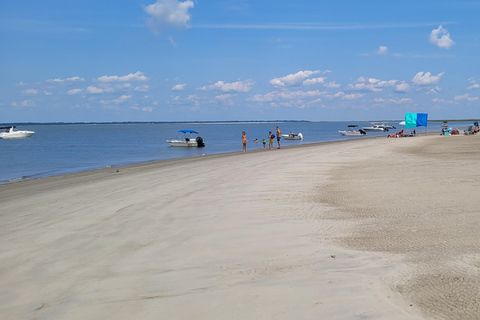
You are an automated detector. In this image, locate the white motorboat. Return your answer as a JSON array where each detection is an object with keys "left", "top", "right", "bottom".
[
  {"left": 167, "top": 130, "right": 205, "bottom": 147},
  {"left": 362, "top": 124, "right": 389, "bottom": 132},
  {"left": 281, "top": 132, "right": 303, "bottom": 140},
  {"left": 338, "top": 125, "right": 366, "bottom": 136},
  {"left": 378, "top": 123, "right": 396, "bottom": 130},
  {"left": 0, "top": 126, "right": 35, "bottom": 139}
]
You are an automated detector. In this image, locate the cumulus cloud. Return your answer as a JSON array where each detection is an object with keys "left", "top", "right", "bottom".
[
  {"left": 172, "top": 83, "right": 186, "bottom": 91},
  {"left": 100, "top": 95, "right": 132, "bottom": 105},
  {"left": 412, "top": 71, "right": 445, "bottom": 86},
  {"left": 47, "top": 76, "right": 85, "bottom": 83},
  {"left": 22, "top": 89, "right": 38, "bottom": 95},
  {"left": 135, "top": 85, "right": 150, "bottom": 92},
  {"left": 20, "top": 99, "right": 36, "bottom": 107},
  {"left": 429, "top": 25, "right": 455, "bottom": 49},
  {"left": 303, "top": 77, "right": 326, "bottom": 86},
  {"left": 199, "top": 79, "right": 254, "bottom": 92},
  {"left": 249, "top": 90, "right": 323, "bottom": 103},
  {"left": 454, "top": 94, "right": 478, "bottom": 101},
  {"left": 374, "top": 98, "right": 412, "bottom": 104},
  {"left": 86, "top": 86, "right": 114, "bottom": 94},
  {"left": 97, "top": 71, "right": 148, "bottom": 83},
  {"left": 468, "top": 78, "right": 480, "bottom": 90},
  {"left": 395, "top": 82, "right": 410, "bottom": 93},
  {"left": 144, "top": 0, "right": 194, "bottom": 30},
  {"left": 377, "top": 46, "right": 388, "bottom": 55},
  {"left": 67, "top": 89, "right": 83, "bottom": 95},
  {"left": 269, "top": 70, "right": 320, "bottom": 87},
  {"left": 324, "top": 81, "right": 341, "bottom": 88}
]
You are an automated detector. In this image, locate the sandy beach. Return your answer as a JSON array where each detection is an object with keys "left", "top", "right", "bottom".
[{"left": 1, "top": 134, "right": 480, "bottom": 319}]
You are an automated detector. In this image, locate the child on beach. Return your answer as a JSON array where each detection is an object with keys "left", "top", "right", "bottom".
[
  {"left": 262, "top": 138, "right": 266, "bottom": 148},
  {"left": 242, "top": 131, "right": 247, "bottom": 152}
]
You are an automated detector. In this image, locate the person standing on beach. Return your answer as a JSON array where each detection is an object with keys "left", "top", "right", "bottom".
[
  {"left": 268, "top": 131, "right": 273, "bottom": 149},
  {"left": 276, "top": 126, "right": 281, "bottom": 149},
  {"left": 242, "top": 131, "right": 247, "bottom": 152},
  {"left": 262, "top": 138, "right": 266, "bottom": 148}
]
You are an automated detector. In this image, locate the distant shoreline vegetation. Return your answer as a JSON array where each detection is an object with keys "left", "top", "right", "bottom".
[{"left": 1, "top": 119, "right": 477, "bottom": 126}]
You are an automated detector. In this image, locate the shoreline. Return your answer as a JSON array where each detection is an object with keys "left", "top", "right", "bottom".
[{"left": 2, "top": 134, "right": 479, "bottom": 319}]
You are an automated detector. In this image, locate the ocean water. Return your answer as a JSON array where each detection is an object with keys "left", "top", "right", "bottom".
[{"left": 0, "top": 121, "right": 471, "bottom": 184}]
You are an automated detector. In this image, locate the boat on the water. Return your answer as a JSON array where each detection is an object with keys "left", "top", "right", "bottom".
[
  {"left": 378, "top": 123, "right": 396, "bottom": 130},
  {"left": 0, "top": 126, "right": 35, "bottom": 139},
  {"left": 362, "top": 124, "right": 389, "bottom": 132},
  {"left": 338, "top": 125, "right": 366, "bottom": 136},
  {"left": 167, "top": 130, "right": 205, "bottom": 147},
  {"left": 281, "top": 132, "right": 303, "bottom": 140}
]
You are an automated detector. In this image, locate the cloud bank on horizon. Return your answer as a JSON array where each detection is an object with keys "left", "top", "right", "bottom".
[{"left": 1, "top": 0, "right": 479, "bottom": 122}]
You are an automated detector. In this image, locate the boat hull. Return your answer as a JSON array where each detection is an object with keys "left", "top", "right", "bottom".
[
  {"left": 281, "top": 133, "right": 303, "bottom": 140},
  {"left": 338, "top": 130, "right": 364, "bottom": 136},
  {"left": 0, "top": 131, "right": 35, "bottom": 139},
  {"left": 167, "top": 140, "right": 198, "bottom": 147}
]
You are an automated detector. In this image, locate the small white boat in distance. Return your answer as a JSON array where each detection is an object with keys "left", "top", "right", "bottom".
[
  {"left": 167, "top": 130, "right": 205, "bottom": 147},
  {"left": 338, "top": 125, "right": 366, "bottom": 136},
  {"left": 0, "top": 126, "right": 35, "bottom": 139},
  {"left": 281, "top": 132, "right": 303, "bottom": 140},
  {"left": 362, "top": 124, "right": 389, "bottom": 132}
]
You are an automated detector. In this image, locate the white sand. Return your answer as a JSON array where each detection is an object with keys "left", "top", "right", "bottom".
[{"left": 1, "top": 134, "right": 479, "bottom": 319}]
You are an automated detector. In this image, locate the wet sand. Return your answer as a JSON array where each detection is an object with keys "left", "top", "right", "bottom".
[{"left": 1, "top": 134, "right": 479, "bottom": 319}]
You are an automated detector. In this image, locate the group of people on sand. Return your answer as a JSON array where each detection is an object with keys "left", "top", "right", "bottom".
[{"left": 242, "top": 126, "right": 282, "bottom": 152}]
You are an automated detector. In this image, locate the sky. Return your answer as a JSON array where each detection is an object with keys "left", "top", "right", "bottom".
[{"left": 1, "top": 0, "right": 479, "bottom": 122}]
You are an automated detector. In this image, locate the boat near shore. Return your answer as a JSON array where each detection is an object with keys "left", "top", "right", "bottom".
[
  {"left": 362, "top": 124, "right": 389, "bottom": 132},
  {"left": 281, "top": 132, "right": 303, "bottom": 140},
  {"left": 167, "top": 130, "right": 205, "bottom": 147},
  {"left": 338, "top": 125, "right": 366, "bottom": 136},
  {"left": 0, "top": 126, "right": 35, "bottom": 139}
]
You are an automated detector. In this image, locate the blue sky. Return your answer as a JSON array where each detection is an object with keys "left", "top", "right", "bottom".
[{"left": 1, "top": 0, "right": 479, "bottom": 122}]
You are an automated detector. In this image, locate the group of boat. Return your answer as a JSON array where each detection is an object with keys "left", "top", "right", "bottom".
[
  {"left": 167, "top": 130, "right": 304, "bottom": 147},
  {"left": 0, "top": 126, "right": 35, "bottom": 139},
  {"left": 338, "top": 123, "right": 396, "bottom": 136}
]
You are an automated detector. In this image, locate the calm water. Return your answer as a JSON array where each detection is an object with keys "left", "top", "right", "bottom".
[{"left": 0, "top": 121, "right": 470, "bottom": 184}]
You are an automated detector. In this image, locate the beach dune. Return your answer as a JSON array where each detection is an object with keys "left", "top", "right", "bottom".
[{"left": 1, "top": 135, "right": 479, "bottom": 319}]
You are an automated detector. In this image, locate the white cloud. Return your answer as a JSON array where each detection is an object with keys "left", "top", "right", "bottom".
[
  {"left": 215, "top": 94, "right": 235, "bottom": 105},
  {"left": 135, "top": 85, "right": 150, "bottom": 92},
  {"left": 324, "top": 81, "right": 341, "bottom": 88},
  {"left": 377, "top": 46, "right": 388, "bottom": 55},
  {"left": 467, "top": 78, "right": 479, "bottom": 90},
  {"left": 374, "top": 98, "right": 412, "bottom": 104},
  {"left": 454, "top": 94, "right": 478, "bottom": 101},
  {"left": 47, "top": 76, "right": 85, "bottom": 83},
  {"left": 22, "top": 89, "right": 38, "bottom": 95},
  {"left": 86, "top": 86, "right": 115, "bottom": 94},
  {"left": 303, "top": 77, "right": 326, "bottom": 86},
  {"left": 200, "top": 79, "right": 254, "bottom": 92},
  {"left": 21, "top": 99, "right": 36, "bottom": 107},
  {"left": 412, "top": 71, "right": 444, "bottom": 86},
  {"left": 395, "top": 82, "right": 410, "bottom": 93},
  {"left": 343, "top": 93, "right": 365, "bottom": 100},
  {"left": 429, "top": 25, "right": 455, "bottom": 49},
  {"left": 68, "top": 88, "right": 83, "bottom": 95},
  {"left": 348, "top": 83, "right": 382, "bottom": 92},
  {"left": 172, "top": 83, "right": 186, "bottom": 91},
  {"left": 249, "top": 90, "right": 323, "bottom": 102},
  {"left": 270, "top": 70, "right": 320, "bottom": 87},
  {"left": 87, "top": 86, "right": 105, "bottom": 94},
  {"left": 100, "top": 95, "right": 132, "bottom": 105},
  {"left": 97, "top": 71, "right": 148, "bottom": 83},
  {"left": 144, "top": 0, "right": 194, "bottom": 29},
  {"left": 44, "top": 90, "right": 52, "bottom": 95}
]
